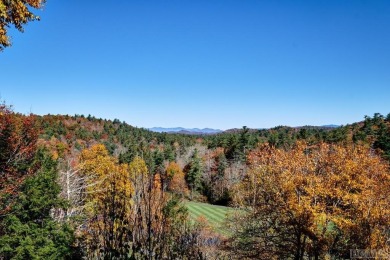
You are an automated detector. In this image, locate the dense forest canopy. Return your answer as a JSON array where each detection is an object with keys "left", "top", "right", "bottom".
[{"left": 1, "top": 102, "right": 389, "bottom": 259}]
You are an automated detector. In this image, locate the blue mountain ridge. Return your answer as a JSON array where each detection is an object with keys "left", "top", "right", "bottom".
[
  {"left": 148, "top": 127, "right": 223, "bottom": 134},
  {"left": 149, "top": 125, "right": 339, "bottom": 134}
]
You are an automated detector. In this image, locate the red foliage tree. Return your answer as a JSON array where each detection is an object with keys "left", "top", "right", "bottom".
[{"left": 0, "top": 103, "right": 39, "bottom": 214}]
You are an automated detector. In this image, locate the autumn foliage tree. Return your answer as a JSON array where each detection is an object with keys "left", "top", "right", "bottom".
[
  {"left": 78, "top": 145, "right": 199, "bottom": 259},
  {"left": 79, "top": 144, "right": 133, "bottom": 259},
  {"left": 128, "top": 156, "right": 193, "bottom": 259},
  {"left": 231, "top": 142, "right": 390, "bottom": 259},
  {"left": 166, "top": 161, "right": 189, "bottom": 197},
  {"left": 0, "top": 103, "right": 39, "bottom": 214},
  {"left": 0, "top": 0, "right": 46, "bottom": 50},
  {"left": 205, "top": 152, "right": 232, "bottom": 204}
]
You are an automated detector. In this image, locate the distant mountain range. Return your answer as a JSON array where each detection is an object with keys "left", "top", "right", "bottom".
[
  {"left": 148, "top": 127, "right": 223, "bottom": 135},
  {"left": 320, "top": 124, "right": 340, "bottom": 128},
  {"left": 149, "top": 125, "right": 339, "bottom": 135}
]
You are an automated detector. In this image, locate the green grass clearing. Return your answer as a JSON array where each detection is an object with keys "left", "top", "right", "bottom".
[{"left": 185, "top": 201, "right": 240, "bottom": 236}]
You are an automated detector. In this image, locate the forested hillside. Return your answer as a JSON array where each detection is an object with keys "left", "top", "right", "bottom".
[{"left": 1, "top": 102, "right": 389, "bottom": 259}]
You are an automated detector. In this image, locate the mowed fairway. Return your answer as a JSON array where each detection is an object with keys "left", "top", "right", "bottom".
[{"left": 186, "top": 201, "right": 237, "bottom": 236}]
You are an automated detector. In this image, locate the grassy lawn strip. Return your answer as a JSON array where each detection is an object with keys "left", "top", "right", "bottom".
[
  {"left": 186, "top": 201, "right": 236, "bottom": 236},
  {"left": 189, "top": 205, "right": 225, "bottom": 225},
  {"left": 189, "top": 203, "right": 227, "bottom": 217}
]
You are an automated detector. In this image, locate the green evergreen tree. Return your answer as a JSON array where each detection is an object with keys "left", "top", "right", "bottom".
[
  {"left": 185, "top": 149, "right": 203, "bottom": 199},
  {"left": 0, "top": 151, "right": 74, "bottom": 260},
  {"left": 164, "top": 144, "right": 176, "bottom": 162},
  {"left": 374, "top": 121, "right": 390, "bottom": 161}
]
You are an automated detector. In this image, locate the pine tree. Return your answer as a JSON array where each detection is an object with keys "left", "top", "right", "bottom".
[
  {"left": 0, "top": 150, "right": 74, "bottom": 259},
  {"left": 185, "top": 149, "right": 203, "bottom": 199}
]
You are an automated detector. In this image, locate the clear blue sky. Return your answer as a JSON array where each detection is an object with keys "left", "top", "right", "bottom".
[{"left": 1, "top": 0, "right": 389, "bottom": 130}]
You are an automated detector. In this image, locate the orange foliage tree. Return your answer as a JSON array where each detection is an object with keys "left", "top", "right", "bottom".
[
  {"left": 232, "top": 142, "right": 390, "bottom": 259},
  {"left": 166, "top": 161, "right": 189, "bottom": 197},
  {"left": 128, "top": 156, "right": 188, "bottom": 259}
]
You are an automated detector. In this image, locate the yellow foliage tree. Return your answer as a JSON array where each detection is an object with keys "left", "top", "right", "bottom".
[
  {"left": 232, "top": 142, "right": 390, "bottom": 259},
  {"left": 78, "top": 146, "right": 209, "bottom": 258},
  {"left": 0, "top": 0, "right": 45, "bottom": 50},
  {"left": 80, "top": 144, "right": 133, "bottom": 258}
]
